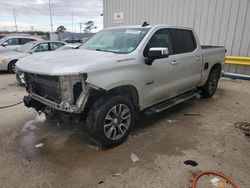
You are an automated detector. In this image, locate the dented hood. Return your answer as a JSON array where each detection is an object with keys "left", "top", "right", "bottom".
[{"left": 16, "top": 49, "right": 120, "bottom": 75}]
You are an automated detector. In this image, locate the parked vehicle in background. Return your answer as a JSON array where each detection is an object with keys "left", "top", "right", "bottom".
[
  {"left": 0, "top": 36, "right": 40, "bottom": 54},
  {"left": 16, "top": 24, "right": 226, "bottom": 148},
  {"left": 56, "top": 44, "right": 79, "bottom": 51},
  {"left": 16, "top": 43, "right": 76, "bottom": 85},
  {"left": 80, "top": 37, "right": 91, "bottom": 43},
  {"left": 0, "top": 34, "right": 6, "bottom": 39},
  {"left": 62, "top": 37, "right": 81, "bottom": 44},
  {"left": 0, "top": 41, "right": 65, "bottom": 73}
]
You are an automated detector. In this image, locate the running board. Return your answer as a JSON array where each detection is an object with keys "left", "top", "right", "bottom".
[{"left": 145, "top": 90, "right": 200, "bottom": 115}]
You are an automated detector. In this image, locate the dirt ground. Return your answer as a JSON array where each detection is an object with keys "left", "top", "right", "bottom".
[{"left": 0, "top": 72, "right": 249, "bottom": 188}]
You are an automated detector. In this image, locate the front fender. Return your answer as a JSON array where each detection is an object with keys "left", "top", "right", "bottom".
[{"left": 86, "top": 64, "right": 144, "bottom": 106}]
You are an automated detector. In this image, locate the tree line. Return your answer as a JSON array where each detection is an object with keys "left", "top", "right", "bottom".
[{"left": 56, "top": 20, "right": 97, "bottom": 34}]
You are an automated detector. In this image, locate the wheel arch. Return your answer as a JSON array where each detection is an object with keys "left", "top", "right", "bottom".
[
  {"left": 108, "top": 85, "right": 140, "bottom": 111},
  {"left": 82, "top": 84, "right": 140, "bottom": 121},
  {"left": 8, "top": 59, "right": 19, "bottom": 71},
  {"left": 210, "top": 63, "right": 222, "bottom": 73}
]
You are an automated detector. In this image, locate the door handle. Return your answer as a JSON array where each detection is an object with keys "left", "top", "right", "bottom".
[
  {"left": 196, "top": 56, "right": 201, "bottom": 60},
  {"left": 171, "top": 60, "right": 179, "bottom": 65}
]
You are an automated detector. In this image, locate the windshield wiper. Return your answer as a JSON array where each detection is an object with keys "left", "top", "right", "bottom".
[{"left": 95, "top": 49, "right": 117, "bottom": 53}]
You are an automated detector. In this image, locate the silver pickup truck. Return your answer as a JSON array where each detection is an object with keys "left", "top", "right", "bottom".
[{"left": 16, "top": 25, "right": 226, "bottom": 147}]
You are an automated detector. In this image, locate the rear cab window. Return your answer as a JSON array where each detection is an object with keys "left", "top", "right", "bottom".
[{"left": 170, "top": 29, "right": 197, "bottom": 54}]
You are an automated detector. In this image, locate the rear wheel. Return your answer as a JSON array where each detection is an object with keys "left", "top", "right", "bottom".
[
  {"left": 8, "top": 60, "right": 17, "bottom": 74},
  {"left": 86, "top": 96, "right": 135, "bottom": 148},
  {"left": 201, "top": 66, "right": 221, "bottom": 97}
]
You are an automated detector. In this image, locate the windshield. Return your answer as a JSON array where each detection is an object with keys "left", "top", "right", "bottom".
[
  {"left": 80, "top": 28, "right": 150, "bottom": 54},
  {"left": 16, "top": 41, "right": 36, "bottom": 53}
]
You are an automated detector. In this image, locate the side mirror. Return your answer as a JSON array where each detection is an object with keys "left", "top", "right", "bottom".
[
  {"left": 146, "top": 47, "right": 169, "bottom": 65},
  {"left": 1, "top": 42, "right": 8, "bottom": 47}
]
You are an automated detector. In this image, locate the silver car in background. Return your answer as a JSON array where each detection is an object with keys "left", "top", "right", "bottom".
[
  {"left": 0, "top": 41, "right": 65, "bottom": 73},
  {"left": 0, "top": 36, "right": 40, "bottom": 54}
]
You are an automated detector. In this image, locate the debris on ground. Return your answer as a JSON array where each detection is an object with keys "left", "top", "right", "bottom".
[
  {"left": 130, "top": 153, "right": 140, "bottom": 163},
  {"left": 210, "top": 177, "right": 220, "bottom": 186},
  {"left": 35, "top": 143, "right": 44, "bottom": 148},
  {"left": 167, "top": 119, "right": 179, "bottom": 123},
  {"left": 234, "top": 122, "right": 250, "bottom": 142},
  {"left": 183, "top": 160, "right": 198, "bottom": 167},
  {"left": 98, "top": 181, "right": 104, "bottom": 184},
  {"left": 112, "top": 172, "right": 122, "bottom": 177},
  {"left": 184, "top": 113, "right": 202, "bottom": 116},
  {"left": 210, "top": 177, "right": 226, "bottom": 188}
]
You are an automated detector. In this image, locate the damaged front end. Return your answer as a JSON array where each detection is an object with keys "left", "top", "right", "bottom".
[{"left": 23, "top": 73, "right": 91, "bottom": 117}]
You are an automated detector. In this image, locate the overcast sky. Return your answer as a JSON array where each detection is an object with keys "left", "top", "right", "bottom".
[{"left": 0, "top": 0, "right": 103, "bottom": 32}]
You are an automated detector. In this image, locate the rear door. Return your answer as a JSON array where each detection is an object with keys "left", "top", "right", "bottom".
[{"left": 169, "top": 29, "right": 202, "bottom": 93}]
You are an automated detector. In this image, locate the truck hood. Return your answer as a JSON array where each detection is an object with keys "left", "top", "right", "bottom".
[{"left": 16, "top": 49, "right": 123, "bottom": 75}]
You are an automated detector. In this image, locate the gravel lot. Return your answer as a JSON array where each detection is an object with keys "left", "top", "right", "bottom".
[{"left": 0, "top": 72, "right": 249, "bottom": 188}]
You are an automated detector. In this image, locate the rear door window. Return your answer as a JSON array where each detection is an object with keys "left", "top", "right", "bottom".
[
  {"left": 50, "top": 42, "right": 64, "bottom": 50},
  {"left": 171, "top": 29, "right": 196, "bottom": 54}
]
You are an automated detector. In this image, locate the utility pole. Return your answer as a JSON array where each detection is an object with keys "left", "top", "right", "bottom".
[
  {"left": 49, "top": 0, "right": 53, "bottom": 32},
  {"left": 79, "top": 22, "right": 82, "bottom": 33},
  {"left": 13, "top": 8, "right": 17, "bottom": 32},
  {"left": 71, "top": 11, "right": 74, "bottom": 38}
]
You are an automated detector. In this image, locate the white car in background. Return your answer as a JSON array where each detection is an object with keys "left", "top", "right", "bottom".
[
  {"left": 0, "top": 40, "right": 65, "bottom": 73},
  {"left": 56, "top": 44, "right": 79, "bottom": 51},
  {"left": 0, "top": 36, "right": 40, "bottom": 54}
]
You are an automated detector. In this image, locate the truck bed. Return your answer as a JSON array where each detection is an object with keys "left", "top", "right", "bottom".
[{"left": 201, "top": 45, "right": 226, "bottom": 69}]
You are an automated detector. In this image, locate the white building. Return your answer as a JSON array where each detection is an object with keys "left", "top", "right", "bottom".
[{"left": 103, "top": 0, "right": 250, "bottom": 57}]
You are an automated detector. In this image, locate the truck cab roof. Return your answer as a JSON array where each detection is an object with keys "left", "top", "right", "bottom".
[{"left": 107, "top": 24, "right": 193, "bottom": 31}]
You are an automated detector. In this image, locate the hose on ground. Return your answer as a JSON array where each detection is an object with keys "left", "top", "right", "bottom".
[
  {"left": 0, "top": 101, "right": 23, "bottom": 109},
  {"left": 192, "top": 171, "right": 239, "bottom": 188}
]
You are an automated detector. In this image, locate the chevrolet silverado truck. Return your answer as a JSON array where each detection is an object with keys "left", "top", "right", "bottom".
[{"left": 16, "top": 25, "right": 226, "bottom": 147}]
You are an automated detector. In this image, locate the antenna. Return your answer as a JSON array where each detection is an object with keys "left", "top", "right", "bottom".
[
  {"left": 142, "top": 21, "right": 149, "bottom": 27},
  {"left": 71, "top": 11, "right": 74, "bottom": 38},
  {"left": 49, "top": 0, "right": 53, "bottom": 32},
  {"left": 13, "top": 8, "right": 17, "bottom": 32}
]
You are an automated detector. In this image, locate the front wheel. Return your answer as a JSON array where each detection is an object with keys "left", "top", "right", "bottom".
[
  {"left": 8, "top": 60, "right": 17, "bottom": 74},
  {"left": 201, "top": 66, "right": 221, "bottom": 97},
  {"left": 86, "top": 96, "right": 135, "bottom": 148}
]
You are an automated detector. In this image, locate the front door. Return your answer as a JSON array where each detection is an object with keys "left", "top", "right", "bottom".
[{"left": 142, "top": 29, "right": 182, "bottom": 107}]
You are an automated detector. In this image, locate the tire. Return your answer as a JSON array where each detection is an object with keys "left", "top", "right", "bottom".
[
  {"left": 201, "top": 66, "right": 221, "bottom": 98},
  {"left": 86, "top": 96, "right": 135, "bottom": 148},
  {"left": 8, "top": 60, "right": 17, "bottom": 74},
  {"left": 45, "top": 113, "right": 57, "bottom": 122}
]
